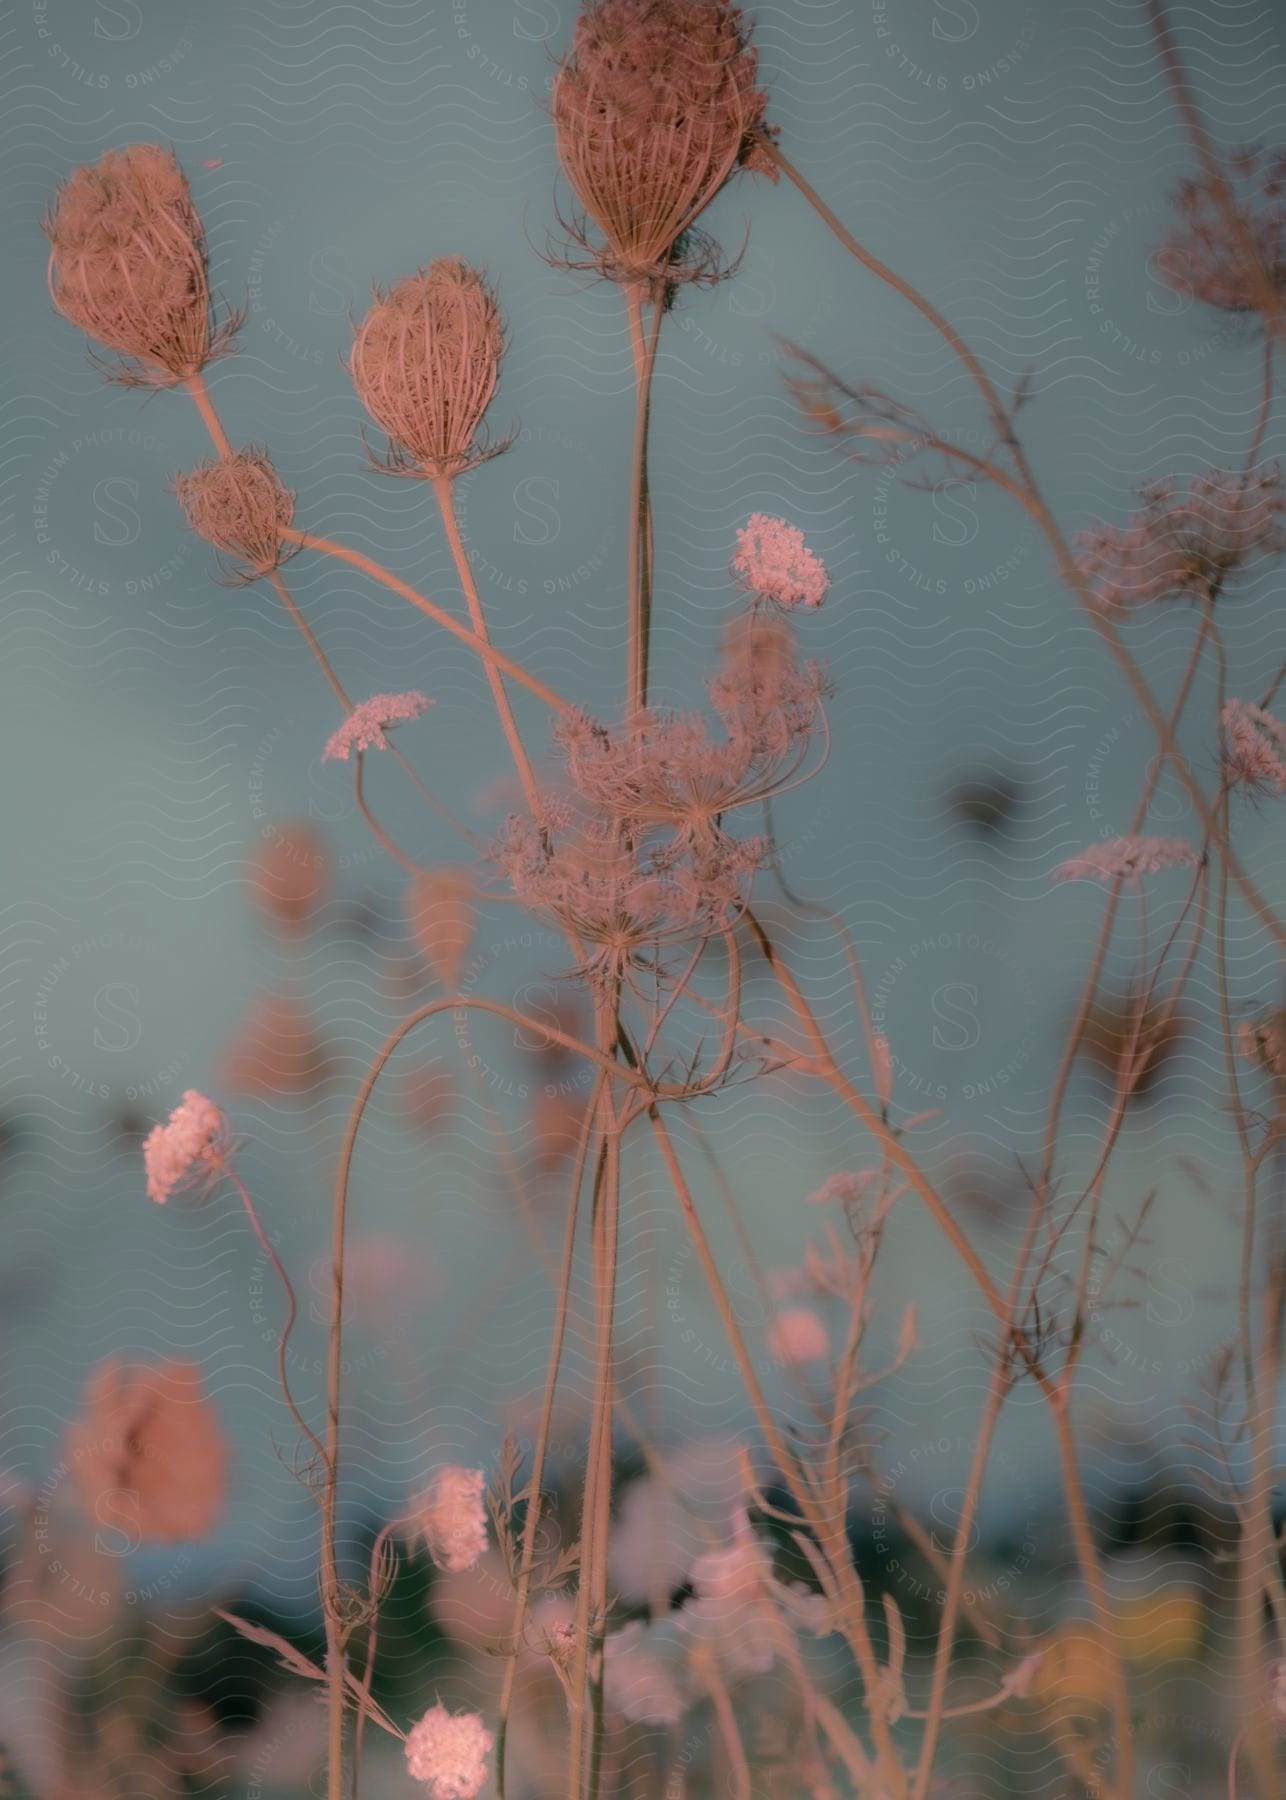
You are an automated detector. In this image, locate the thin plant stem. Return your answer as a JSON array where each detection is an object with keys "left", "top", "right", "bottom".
[
  {"left": 433, "top": 474, "right": 542, "bottom": 816},
  {"left": 1038, "top": 610, "right": 1214, "bottom": 1200},
  {"left": 909, "top": 1359, "right": 1011, "bottom": 1800},
  {"left": 280, "top": 526, "right": 573, "bottom": 715},
  {"left": 764, "top": 142, "right": 1285, "bottom": 948},
  {"left": 219, "top": 1164, "right": 326, "bottom": 1475},
  {"left": 495, "top": 1071, "right": 607, "bottom": 1799},
  {"left": 624, "top": 283, "right": 663, "bottom": 716},
  {"left": 649, "top": 1107, "right": 908, "bottom": 1798}
]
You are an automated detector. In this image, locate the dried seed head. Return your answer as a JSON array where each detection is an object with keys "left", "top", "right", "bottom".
[
  {"left": 350, "top": 260, "right": 507, "bottom": 480},
  {"left": 1239, "top": 1010, "right": 1286, "bottom": 1081},
  {"left": 172, "top": 448, "right": 295, "bottom": 583},
  {"left": 67, "top": 1357, "right": 230, "bottom": 1544},
  {"left": 246, "top": 821, "right": 330, "bottom": 933},
  {"left": 552, "top": 0, "right": 775, "bottom": 288},
  {"left": 44, "top": 144, "right": 239, "bottom": 385},
  {"left": 1156, "top": 144, "right": 1286, "bottom": 316}
]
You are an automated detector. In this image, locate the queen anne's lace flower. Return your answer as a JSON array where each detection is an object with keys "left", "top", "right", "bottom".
[
  {"left": 552, "top": 0, "right": 774, "bottom": 286},
  {"left": 412, "top": 1466, "right": 488, "bottom": 1573},
  {"left": 67, "top": 1357, "right": 229, "bottom": 1542},
  {"left": 1222, "top": 697, "right": 1286, "bottom": 794},
  {"left": 679, "top": 1509, "right": 832, "bottom": 1683},
  {"left": 602, "top": 1621, "right": 687, "bottom": 1726},
  {"left": 143, "top": 1090, "right": 230, "bottom": 1203},
  {"left": 173, "top": 449, "right": 295, "bottom": 584},
  {"left": 323, "top": 692, "right": 432, "bottom": 761},
  {"left": 1156, "top": 145, "right": 1286, "bottom": 315},
  {"left": 497, "top": 811, "right": 757, "bottom": 994},
  {"left": 44, "top": 144, "right": 238, "bottom": 384},
  {"left": 350, "top": 261, "right": 505, "bottom": 479},
  {"left": 1074, "top": 467, "right": 1285, "bottom": 609},
  {"left": 732, "top": 514, "right": 831, "bottom": 609},
  {"left": 556, "top": 704, "right": 815, "bottom": 867},
  {"left": 766, "top": 1305, "right": 830, "bottom": 1366},
  {"left": 1053, "top": 836, "right": 1200, "bottom": 885},
  {"left": 403, "top": 1705, "right": 493, "bottom": 1799},
  {"left": 808, "top": 1169, "right": 878, "bottom": 1207}
]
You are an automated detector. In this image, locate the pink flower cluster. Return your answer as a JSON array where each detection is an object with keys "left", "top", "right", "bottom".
[
  {"left": 678, "top": 1508, "right": 831, "bottom": 1681},
  {"left": 323, "top": 692, "right": 432, "bottom": 761},
  {"left": 143, "top": 1090, "right": 230, "bottom": 1203},
  {"left": 1156, "top": 144, "right": 1286, "bottom": 314},
  {"left": 403, "top": 1705, "right": 493, "bottom": 1799},
  {"left": 766, "top": 1305, "right": 830, "bottom": 1366},
  {"left": 1053, "top": 836, "right": 1201, "bottom": 886},
  {"left": 732, "top": 514, "right": 831, "bottom": 610},
  {"left": 1074, "top": 466, "right": 1285, "bottom": 610},
  {"left": 1222, "top": 697, "right": 1286, "bottom": 794},
  {"left": 412, "top": 1465, "right": 488, "bottom": 1573}
]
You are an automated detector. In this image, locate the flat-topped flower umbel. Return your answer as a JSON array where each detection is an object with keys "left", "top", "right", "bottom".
[
  {"left": 143, "top": 1090, "right": 231, "bottom": 1203},
  {"left": 1053, "top": 836, "right": 1201, "bottom": 885},
  {"left": 323, "top": 692, "right": 432, "bottom": 761},
  {"left": 404, "top": 1705, "right": 493, "bottom": 1799}
]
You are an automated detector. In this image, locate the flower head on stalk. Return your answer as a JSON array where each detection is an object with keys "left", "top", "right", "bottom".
[
  {"left": 1156, "top": 144, "right": 1286, "bottom": 316},
  {"left": 350, "top": 260, "right": 508, "bottom": 480},
  {"left": 678, "top": 1507, "right": 832, "bottom": 1682},
  {"left": 554, "top": 701, "right": 817, "bottom": 868},
  {"left": 708, "top": 609, "right": 829, "bottom": 758},
  {"left": 410, "top": 1465, "right": 489, "bottom": 1573},
  {"left": 143, "top": 1090, "right": 232, "bottom": 1203},
  {"left": 44, "top": 145, "right": 239, "bottom": 385},
  {"left": 172, "top": 449, "right": 296, "bottom": 585},
  {"left": 496, "top": 808, "right": 756, "bottom": 996},
  {"left": 67, "top": 1357, "right": 230, "bottom": 1543},
  {"left": 404, "top": 1705, "right": 493, "bottom": 1799},
  {"left": 551, "top": 0, "right": 776, "bottom": 290},
  {"left": 1221, "top": 698, "right": 1286, "bottom": 796},
  {"left": 731, "top": 514, "right": 831, "bottom": 610},
  {"left": 323, "top": 692, "right": 432, "bottom": 761},
  {"left": 1052, "top": 836, "right": 1201, "bottom": 886},
  {"left": 1239, "top": 1010, "right": 1286, "bottom": 1081},
  {"left": 1073, "top": 466, "right": 1286, "bottom": 610}
]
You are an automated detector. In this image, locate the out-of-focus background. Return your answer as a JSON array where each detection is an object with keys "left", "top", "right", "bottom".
[{"left": 2, "top": 0, "right": 1285, "bottom": 1793}]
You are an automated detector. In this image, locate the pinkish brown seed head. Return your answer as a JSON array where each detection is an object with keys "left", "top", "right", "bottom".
[
  {"left": 1156, "top": 144, "right": 1286, "bottom": 316},
  {"left": 44, "top": 144, "right": 239, "bottom": 385},
  {"left": 67, "top": 1357, "right": 230, "bottom": 1544},
  {"left": 552, "top": 0, "right": 776, "bottom": 288},
  {"left": 350, "top": 260, "right": 507, "bottom": 480},
  {"left": 172, "top": 448, "right": 296, "bottom": 583}
]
